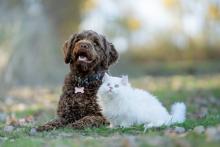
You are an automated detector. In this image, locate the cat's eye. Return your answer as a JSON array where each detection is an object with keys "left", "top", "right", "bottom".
[
  {"left": 107, "top": 83, "right": 110, "bottom": 86},
  {"left": 114, "top": 84, "right": 119, "bottom": 88}
]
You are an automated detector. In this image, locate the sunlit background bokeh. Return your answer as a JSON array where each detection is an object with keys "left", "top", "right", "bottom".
[
  {"left": 0, "top": 0, "right": 220, "bottom": 96},
  {"left": 0, "top": 1, "right": 220, "bottom": 145}
]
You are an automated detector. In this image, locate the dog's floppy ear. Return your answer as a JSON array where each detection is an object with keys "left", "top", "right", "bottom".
[
  {"left": 108, "top": 43, "right": 119, "bottom": 66},
  {"left": 62, "top": 41, "right": 69, "bottom": 63},
  {"left": 62, "top": 33, "right": 77, "bottom": 64},
  {"left": 101, "top": 35, "right": 119, "bottom": 68}
]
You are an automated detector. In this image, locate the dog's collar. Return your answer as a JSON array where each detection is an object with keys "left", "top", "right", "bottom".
[{"left": 74, "top": 71, "right": 105, "bottom": 88}]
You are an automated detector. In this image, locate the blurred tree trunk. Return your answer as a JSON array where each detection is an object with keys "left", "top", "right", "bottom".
[
  {"left": 42, "top": 0, "right": 82, "bottom": 42},
  {"left": 0, "top": 0, "right": 82, "bottom": 98}
]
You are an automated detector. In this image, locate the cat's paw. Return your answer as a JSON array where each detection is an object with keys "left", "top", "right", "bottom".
[
  {"left": 144, "top": 123, "right": 154, "bottom": 132},
  {"left": 144, "top": 123, "right": 153, "bottom": 129},
  {"left": 108, "top": 124, "right": 115, "bottom": 128},
  {"left": 120, "top": 121, "right": 132, "bottom": 128}
]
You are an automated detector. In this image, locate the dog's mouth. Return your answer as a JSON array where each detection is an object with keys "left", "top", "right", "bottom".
[{"left": 76, "top": 51, "right": 93, "bottom": 63}]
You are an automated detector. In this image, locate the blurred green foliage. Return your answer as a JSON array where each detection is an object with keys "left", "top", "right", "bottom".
[{"left": 0, "top": 0, "right": 220, "bottom": 88}]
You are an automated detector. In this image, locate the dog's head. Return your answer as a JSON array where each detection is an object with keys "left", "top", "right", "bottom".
[{"left": 62, "top": 30, "right": 119, "bottom": 72}]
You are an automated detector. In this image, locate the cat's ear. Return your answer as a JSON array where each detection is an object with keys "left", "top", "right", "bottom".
[
  {"left": 103, "top": 73, "right": 110, "bottom": 82},
  {"left": 121, "top": 75, "right": 128, "bottom": 85}
]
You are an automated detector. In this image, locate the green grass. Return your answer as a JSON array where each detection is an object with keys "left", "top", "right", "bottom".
[{"left": 0, "top": 72, "right": 220, "bottom": 146}]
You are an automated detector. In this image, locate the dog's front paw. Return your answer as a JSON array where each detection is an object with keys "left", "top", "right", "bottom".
[
  {"left": 67, "top": 122, "right": 85, "bottom": 129},
  {"left": 36, "top": 124, "right": 53, "bottom": 132},
  {"left": 36, "top": 118, "right": 67, "bottom": 132}
]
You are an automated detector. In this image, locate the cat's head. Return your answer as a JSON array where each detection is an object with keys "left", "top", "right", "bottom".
[{"left": 98, "top": 73, "right": 130, "bottom": 98}]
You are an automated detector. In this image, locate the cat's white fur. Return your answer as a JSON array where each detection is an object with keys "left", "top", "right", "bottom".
[{"left": 97, "top": 74, "right": 186, "bottom": 129}]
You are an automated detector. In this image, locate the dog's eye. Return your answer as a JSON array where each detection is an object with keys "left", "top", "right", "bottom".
[
  {"left": 114, "top": 84, "right": 119, "bottom": 88},
  {"left": 93, "top": 40, "right": 99, "bottom": 46},
  {"left": 75, "top": 39, "right": 80, "bottom": 43},
  {"left": 107, "top": 83, "right": 110, "bottom": 86},
  {"left": 75, "top": 37, "right": 81, "bottom": 42}
]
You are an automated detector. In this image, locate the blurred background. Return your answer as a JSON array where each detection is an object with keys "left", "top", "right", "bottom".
[
  {"left": 0, "top": 0, "right": 220, "bottom": 119},
  {"left": 0, "top": 1, "right": 220, "bottom": 145}
]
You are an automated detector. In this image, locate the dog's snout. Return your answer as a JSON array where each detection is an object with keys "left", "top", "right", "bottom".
[{"left": 79, "top": 42, "right": 90, "bottom": 49}]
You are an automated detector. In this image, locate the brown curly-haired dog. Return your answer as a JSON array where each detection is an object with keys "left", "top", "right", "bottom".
[{"left": 36, "top": 30, "right": 118, "bottom": 131}]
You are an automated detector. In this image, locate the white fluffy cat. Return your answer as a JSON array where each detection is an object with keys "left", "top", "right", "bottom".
[{"left": 97, "top": 74, "right": 186, "bottom": 129}]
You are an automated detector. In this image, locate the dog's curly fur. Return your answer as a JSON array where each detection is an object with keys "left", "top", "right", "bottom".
[{"left": 37, "top": 30, "right": 118, "bottom": 131}]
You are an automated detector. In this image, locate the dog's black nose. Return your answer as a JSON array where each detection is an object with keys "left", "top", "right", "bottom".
[{"left": 80, "top": 43, "right": 90, "bottom": 49}]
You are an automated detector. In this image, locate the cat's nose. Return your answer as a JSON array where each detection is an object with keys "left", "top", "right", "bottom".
[{"left": 109, "top": 87, "right": 113, "bottom": 89}]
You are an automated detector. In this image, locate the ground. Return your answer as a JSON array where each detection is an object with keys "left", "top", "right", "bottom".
[{"left": 0, "top": 62, "right": 220, "bottom": 147}]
